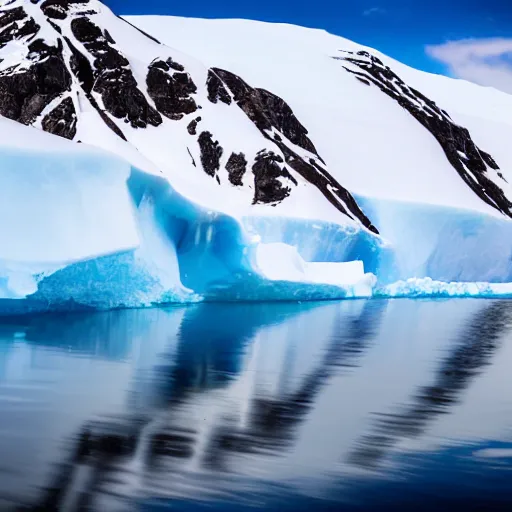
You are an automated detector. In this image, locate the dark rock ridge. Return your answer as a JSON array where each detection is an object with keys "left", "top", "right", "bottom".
[
  {"left": 71, "top": 16, "right": 162, "bottom": 129},
  {"left": 0, "top": 6, "right": 39, "bottom": 48},
  {"left": 0, "top": 33, "right": 72, "bottom": 126},
  {"left": 40, "top": 0, "right": 94, "bottom": 20},
  {"left": 117, "top": 15, "right": 161, "bottom": 45},
  {"left": 252, "top": 151, "right": 296, "bottom": 204},
  {"left": 210, "top": 68, "right": 317, "bottom": 155},
  {"left": 147, "top": 58, "right": 198, "bottom": 121},
  {"left": 64, "top": 34, "right": 127, "bottom": 140},
  {"left": 206, "top": 69, "right": 231, "bottom": 105},
  {"left": 198, "top": 131, "right": 223, "bottom": 179},
  {"left": 336, "top": 50, "right": 512, "bottom": 218},
  {"left": 209, "top": 68, "right": 378, "bottom": 233},
  {"left": 42, "top": 95, "right": 77, "bottom": 139},
  {"left": 225, "top": 152, "right": 247, "bottom": 186},
  {"left": 0, "top": 1, "right": 378, "bottom": 233}
]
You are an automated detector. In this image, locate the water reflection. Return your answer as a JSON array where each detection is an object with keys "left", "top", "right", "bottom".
[
  {"left": 349, "top": 301, "right": 512, "bottom": 469},
  {"left": 0, "top": 300, "right": 510, "bottom": 511}
]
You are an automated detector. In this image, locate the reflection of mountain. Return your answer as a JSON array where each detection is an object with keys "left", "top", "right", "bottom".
[
  {"left": 155, "top": 303, "right": 311, "bottom": 405},
  {"left": 348, "top": 301, "right": 512, "bottom": 469},
  {"left": 5, "top": 299, "right": 512, "bottom": 511},
  {"left": 21, "top": 301, "right": 386, "bottom": 511},
  {"left": 202, "top": 300, "right": 388, "bottom": 469},
  {"left": 0, "top": 310, "right": 136, "bottom": 363}
]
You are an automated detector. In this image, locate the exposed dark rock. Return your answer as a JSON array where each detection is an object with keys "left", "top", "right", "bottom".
[
  {"left": 187, "top": 147, "right": 196, "bottom": 167},
  {"left": 104, "top": 29, "right": 115, "bottom": 44},
  {"left": 212, "top": 68, "right": 317, "bottom": 154},
  {"left": 187, "top": 116, "right": 201, "bottom": 135},
  {"left": 64, "top": 35, "right": 93, "bottom": 93},
  {"left": 0, "top": 38, "right": 71, "bottom": 125},
  {"left": 42, "top": 96, "right": 77, "bottom": 139},
  {"left": 48, "top": 20, "right": 62, "bottom": 33},
  {"left": 167, "top": 57, "right": 185, "bottom": 72},
  {"left": 252, "top": 151, "right": 296, "bottom": 204},
  {"left": 117, "top": 15, "right": 161, "bottom": 45},
  {"left": 41, "top": 1, "right": 69, "bottom": 20},
  {"left": 71, "top": 16, "right": 162, "bottom": 129},
  {"left": 198, "top": 131, "right": 223, "bottom": 178},
  {"left": 0, "top": 7, "right": 39, "bottom": 48},
  {"left": 64, "top": 35, "right": 126, "bottom": 139},
  {"left": 0, "top": 3, "right": 377, "bottom": 233},
  {"left": 147, "top": 59, "right": 197, "bottom": 120},
  {"left": 0, "top": 6, "right": 26, "bottom": 30},
  {"left": 337, "top": 49, "right": 512, "bottom": 218},
  {"left": 206, "top": 69, "right": 231, "bottom": 105},
  {"left": 284, "top": 148, "right": 377, "bottom": 232},
  {"left": 356, "top": 76, "right": 370, "bottom": 86},
  {"left": 226, "top": 152, "right": 247, "bottom": 186},
  {"left": 40, "top": 0, "right": 93, "bottom": 20},
  {"left": 210, "top": 67, "right": 378, "bottom": 232}
]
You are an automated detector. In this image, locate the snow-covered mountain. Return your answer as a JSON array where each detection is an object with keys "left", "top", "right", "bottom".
[
  {"left": 0, "top": 0, "right": 378, "bottom": 231},
  {"left": 1, "top": 0, "right": 512, "bottom": 311}
]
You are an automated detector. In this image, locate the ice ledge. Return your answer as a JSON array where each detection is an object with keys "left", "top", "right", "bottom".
[{"left": 375, "top": 277, "right": 512, "bottom": 299}]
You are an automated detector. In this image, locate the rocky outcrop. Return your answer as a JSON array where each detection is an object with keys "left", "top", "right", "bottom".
[
  {"left": 187, "top": 116, "right": 201, "bottom": 135},
  {"left": 198, "top": 131, "right": 223, "bottom": 179},
  {"left": 0, "top": 6, "right": 39, "bottom": 48},
  {"left": 0, "top": 37, "right": 72, "bottom": 127},
  {"left": 211, "top": 68, "right": 319, "bottom": 155},
  {"left": 225, "top": 152, "right": 247, "bottom": 186},
  {"left": 206, "top": 69, "right": 231, "bottom": 105},
  {"left": 42, "top": 96, "right": 77, "bottom": 139},
  {"left": 209, "top": 67, "right": 378, "bottom": 233},
  {"left": 0, "top": 1, "right": 379, "bottom": 233},
  {"left": 147, "top": 58, "right": 198, "bottom": 121},
  {"left": 40, "top": 0, "right": 94, "bottom": 20},
  {"left": 252, "top": 150, "right": 296, "bottom": 204},
  {"left": 337, "top": 50, "right": 512, "bottom": 218},
  {"left": 71, "top": 16, "right": 162, "bottom": 129}
]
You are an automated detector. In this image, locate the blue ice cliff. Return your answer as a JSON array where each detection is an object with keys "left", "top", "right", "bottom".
[
  {"left": 1, "top": 1, "right": 512, "bottom": 313},
  {"left": 1, "top": 120, "right": 512, "bottom": 315}
]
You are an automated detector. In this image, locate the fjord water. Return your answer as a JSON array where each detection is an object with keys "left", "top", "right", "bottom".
[{"left": 0, "top": 300, "right": 511, "bottom": 511}]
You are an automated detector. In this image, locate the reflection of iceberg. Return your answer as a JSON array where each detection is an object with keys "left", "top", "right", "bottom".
[{"left": 2, "top": 299, "right": 512, "bottom": 509}]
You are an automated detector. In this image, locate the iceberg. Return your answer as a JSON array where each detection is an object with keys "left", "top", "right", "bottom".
[
  {"left": 355, "top": 194, "right": 512, "bottom": 284},
  {"left": 1, "top": 119, "right": 512, "bottom": 315},
  {"left": 0, "top": 120, "right": 376, "bottom": 314},
  {"left": 376, "top": 278, "right": 512, "bottom": 299}
]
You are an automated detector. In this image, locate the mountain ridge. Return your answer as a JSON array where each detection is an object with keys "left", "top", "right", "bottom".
[
  {"left": 1, "top": 1, "right": 512, "bottom": 310},
  {"left": 0, "top": 0, "right": 380, "bottom": 232},
  {"left": 1, "top": 0, "right": 511, "bottom": 227}
]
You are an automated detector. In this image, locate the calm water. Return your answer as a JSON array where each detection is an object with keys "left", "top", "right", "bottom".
[{"left": 0, "top": 299, "right": 511, "bottom": 511}]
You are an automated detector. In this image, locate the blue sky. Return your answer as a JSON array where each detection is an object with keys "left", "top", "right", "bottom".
[{"left": 104, "top": 0, "right": 512, "bottom": 91}]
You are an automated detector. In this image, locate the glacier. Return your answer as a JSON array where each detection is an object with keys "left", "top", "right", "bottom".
[
  {"left": 1, "top": 2, "right": 512, "bottom": 314},
  {"left": 1, "top": 121, "right": 512, "bottom": 315},
  {"left": 0, "top": 122, "right": 377, "bottom": 314}
]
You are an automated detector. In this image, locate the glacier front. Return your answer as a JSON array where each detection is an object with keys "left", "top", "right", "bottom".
[{"left": 1, "top": 118, "right": 512, "bottom": 315}]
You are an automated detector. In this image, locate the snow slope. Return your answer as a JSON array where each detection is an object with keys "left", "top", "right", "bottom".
[
  {"left": 0, "top": 2, "right": 512, "bottom": 311},
  {"left": 128, "top": 16, "right": 512, "bottom": 213}
]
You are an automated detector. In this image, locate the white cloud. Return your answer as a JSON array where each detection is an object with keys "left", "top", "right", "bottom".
[
  {"left": 363, "top": 7, "right": 386, "bottom": 16},
  {"left": 426, "top": 38, "right": 512, "bottom": 94}
]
